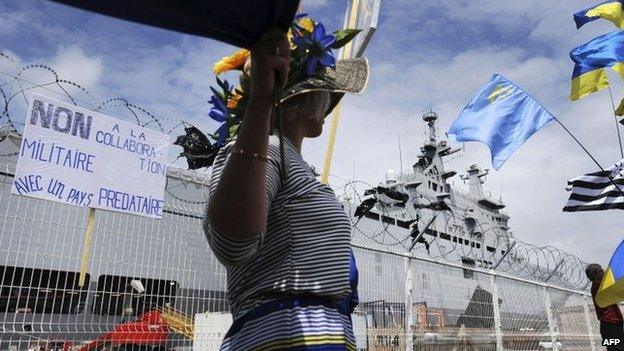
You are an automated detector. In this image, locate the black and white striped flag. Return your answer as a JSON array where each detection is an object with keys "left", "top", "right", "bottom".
[{"left": 564, "top": 159, "right": 624, "bottom": 212}]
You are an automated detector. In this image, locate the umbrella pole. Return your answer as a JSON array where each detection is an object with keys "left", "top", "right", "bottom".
[{"left": 320, "top": 0, "right": 360, "bottom": 184}]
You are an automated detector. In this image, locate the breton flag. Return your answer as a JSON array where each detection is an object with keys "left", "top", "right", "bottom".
[{"left": 563, "top": 159, "right": 624, "bottom": 212}]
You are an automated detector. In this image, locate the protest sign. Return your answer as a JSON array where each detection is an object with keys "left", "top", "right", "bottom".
[{"left": 12, "top": 94, "right": 170, "bottom": 219}]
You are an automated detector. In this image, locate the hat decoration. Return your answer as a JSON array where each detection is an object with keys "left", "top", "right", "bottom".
[{"left": 175, "top": 14, "right": 366, "bottom": 169}]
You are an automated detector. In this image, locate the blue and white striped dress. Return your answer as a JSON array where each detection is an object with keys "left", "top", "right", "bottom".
[{"left": 205, "top": 135, "right": 358, "bottom": 351}]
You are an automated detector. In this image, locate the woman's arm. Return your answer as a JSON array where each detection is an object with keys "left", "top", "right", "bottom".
[{"left": 206, "top": 27, "right": 290, "bottom": 243}]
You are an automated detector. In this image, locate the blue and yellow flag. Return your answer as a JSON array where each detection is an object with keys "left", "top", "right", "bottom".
[
  {"left": 574, "top": 0, "right": 624, "bottom": 29},
  {"left": 596, "top": 240, "right": 624, "bottom": 307},
  {"left": 570, "top": 30, "right": 624, "bottom": 100},
  {"left": 447, "top": 74, "right": 554, "bottom": 170}
]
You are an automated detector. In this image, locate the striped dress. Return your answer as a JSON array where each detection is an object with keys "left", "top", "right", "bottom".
[{"left": 205, "top": 135, "right": 357, "bottom": 351}]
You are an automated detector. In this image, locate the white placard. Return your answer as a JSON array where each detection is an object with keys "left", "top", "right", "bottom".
[{"left": 12, "top": 94, "right": 170, "bottom": 219}]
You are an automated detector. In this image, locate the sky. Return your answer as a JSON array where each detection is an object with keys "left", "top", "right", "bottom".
[{"left": 1, "top": 0, "right": 623, "bottom": 266}]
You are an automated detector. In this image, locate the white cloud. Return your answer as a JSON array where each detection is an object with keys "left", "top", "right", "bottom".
[
  {"left": 0, "top": 9, "right": 29, "bottom": 35},
  {"left": 49, "top": 46, "right": 103, "bottom": 89},
  {"left": 0, "top": 49, "right": 23, "bottom": 81}
]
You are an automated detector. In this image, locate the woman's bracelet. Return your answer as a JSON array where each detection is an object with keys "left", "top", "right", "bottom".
[{"left": 230, "top": 146, "right": 270, "bottom": 163}]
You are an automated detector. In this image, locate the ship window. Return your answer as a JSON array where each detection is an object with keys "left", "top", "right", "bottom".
[
  {"left": 432, "top": 183, "right": 438, "bottom": 192},
  {"left": 381, "top": 216, "right": 395, "bottom": 225},
  {"left": 458, "top": 238, "right": 464, "bottom": 244},
  {"left": 426, "top": 230, "right": 438, "bottom": 237},
  {"left": 440, "top": 233, "right": 451, "bottom": 241},
  {"left": 476, "top": 243, "right": 481, "bottom": 249},
  {"left": 461, "top": 258, "right": 476, "bottom": 279},
  {"left": 364, "top": 212, "right": 380, "bottom": 221},
  {"left": 486, "top": 246, "right": 496, "bottom": 253},
  {"left": 396, "top": 220, "right": 412, "bottom": 229},
  {"left": 92, "top": 275, "right": 178, "bottom": 316},
  {"left": 0, "top": 265, "right": 88, "bottom": 314},
  {"left": 452, "top": 237, "right": 457, "bottom": 243}
]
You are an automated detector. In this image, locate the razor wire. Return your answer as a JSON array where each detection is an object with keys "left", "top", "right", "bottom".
[
  {"left": 0, "top": 52, "right": 589, "bottom": 292},
  {"left": 0, "top": 51, "right": 211, "bottom": 207},
  {"left": 331, "top": 175, "right": 589, "bottom": 291}
]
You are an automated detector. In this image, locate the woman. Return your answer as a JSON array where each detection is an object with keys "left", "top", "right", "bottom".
[{"left": 204, "top": 22, "right": 368, "bottom": 351}]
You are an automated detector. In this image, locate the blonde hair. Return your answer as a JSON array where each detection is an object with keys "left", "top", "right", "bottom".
[{"left": 281, "top": 91, "right": 330, "bottom": 122}]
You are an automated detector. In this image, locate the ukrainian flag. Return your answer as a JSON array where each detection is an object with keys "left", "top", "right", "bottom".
[
  {"left": 570, "top": 30, "right": 624, "bottom": 100},
  {"left": 574, "top": 0, "right": 624, "bottom": 29},
  {"left": 596, "top": 240, "right": 624, "bottom": 307}
]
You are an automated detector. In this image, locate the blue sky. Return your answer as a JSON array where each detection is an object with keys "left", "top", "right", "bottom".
[{"left": 2, "top": 0, "right": 624, "bottom": 265}]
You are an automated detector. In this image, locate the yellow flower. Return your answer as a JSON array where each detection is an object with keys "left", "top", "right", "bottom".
[
  {"left": 213, "top": 49, "right": 250, "bottom": 75},
  {"left": 227, "top": 92, "right": 242, "bottom": 109},
  {"left": 288, "top": 17, "right": 315, "bottom": 49},
  {"left": 298, "top": 18, "right": 315, "bottom": 33}
]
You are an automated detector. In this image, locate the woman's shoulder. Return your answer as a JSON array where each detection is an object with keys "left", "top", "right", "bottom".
[{"left": 267, "top": 135, "right": 282, "bottom": 160}]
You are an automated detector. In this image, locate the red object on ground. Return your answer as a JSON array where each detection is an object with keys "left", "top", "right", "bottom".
[{"left": 78, "top": 311, "right": 170, "bottom": 351}]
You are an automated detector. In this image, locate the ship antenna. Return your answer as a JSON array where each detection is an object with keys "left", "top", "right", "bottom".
[
  {"left": 499, "top": 174, "right": 504, "bottom": 202},
  {"left": 398, "top": 134, "right": 404, "bottom": 180}
]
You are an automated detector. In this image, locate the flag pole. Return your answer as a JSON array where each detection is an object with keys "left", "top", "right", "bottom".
[
  {"left": 320, "top": 0, "right": 359, "bottom": 184},
  {"left": 552, "top": 116, "right": 624, "bottom": 198},
  {"left": 607, "top": 86, "right": 624, "bottom": 158},
  {"left": 78, "top": 207, "right": 96, "bottom": 287}
]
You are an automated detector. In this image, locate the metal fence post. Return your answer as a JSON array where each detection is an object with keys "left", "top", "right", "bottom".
[
  {"left": 404, "top": 255, "right": 413, "bottom": 351},
  {"left": 543, "top": 286, "right": 560, "bottom": 351},
  {"left": 490, "top": 274, "right": 504, "bottom": 351},
  {"left": 583, "top": 296, "right": 598, "bottom": 351}
]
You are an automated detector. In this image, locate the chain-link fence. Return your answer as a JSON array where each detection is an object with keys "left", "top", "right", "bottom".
[
  {"left": 0, "top": 164, "right": 606, "bottom": 350},
  {"left": 350, "top": 244, "right": 604, "bottom": 351},
  {"left": 0, "top": 51, "right": 608, "bottom": 350}
]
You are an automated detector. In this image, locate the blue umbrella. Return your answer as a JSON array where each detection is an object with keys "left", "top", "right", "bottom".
[{"left": 49, "top": 0, "right": 300, "bottom": 48}]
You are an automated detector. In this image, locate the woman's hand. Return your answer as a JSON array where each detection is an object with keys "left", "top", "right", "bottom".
[{"left": 249, "top": 26, "right": 291, "bottom": 104}]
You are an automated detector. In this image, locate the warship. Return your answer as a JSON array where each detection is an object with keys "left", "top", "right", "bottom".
[{"left": 341, "top": 112, "right": 579, "bottom": 334}]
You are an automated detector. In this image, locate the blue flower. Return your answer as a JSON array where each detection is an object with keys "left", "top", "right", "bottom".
[
  {"left": 294, "top": 12, "right": 308, "bottom": 20},
  {"left": 292, "top": 23, "right": 336, "bottom": 76},
  {"left": 214, "top": 122, "right": 229, "bottom": 148},
  {"left": 208, "top": 84, "right": 232, "bottom": 146}
]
